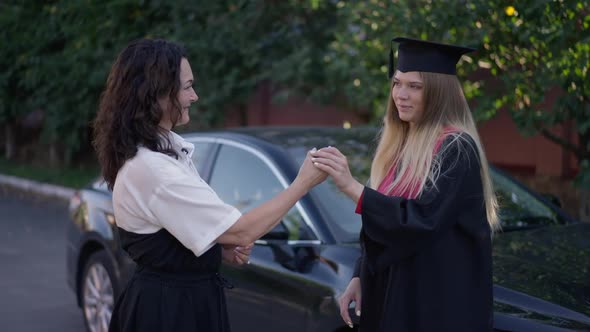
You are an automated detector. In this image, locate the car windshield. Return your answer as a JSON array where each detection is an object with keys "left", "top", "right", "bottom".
[
  {"left": 491, "top": 169, "right": 566, "bottom": 230},
  {"left": 286, "top": 127, "right": 566, "bottom": 243}
]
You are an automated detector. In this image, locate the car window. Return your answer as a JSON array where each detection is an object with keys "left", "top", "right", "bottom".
[
  {"left": 191, "top": 142, "right": 213, "bottom": 174},
  {"left": 93, "top": 178, "right": 110, "bottom": 193},
  {"left": 492, "top": 170, "right": 563, "bottom": 229},
  {"left": 208, "top": 144, "right": 311, "bottom": 241}
]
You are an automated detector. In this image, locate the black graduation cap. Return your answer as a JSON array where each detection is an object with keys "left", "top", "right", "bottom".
[{"left": 389, "top": 37, "right": 476, "bottom": 78}]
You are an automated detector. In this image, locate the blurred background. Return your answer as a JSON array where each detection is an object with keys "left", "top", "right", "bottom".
[
  {"left": 1, "top": 1, "right": 589, "bottom": 331},
  {"left": 0, "top": 0, "right": 588, "bottom": 220}
]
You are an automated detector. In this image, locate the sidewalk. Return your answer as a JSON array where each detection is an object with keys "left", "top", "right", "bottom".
[{"left": 0, "top": 174, "right": 75, "bottom": 201}]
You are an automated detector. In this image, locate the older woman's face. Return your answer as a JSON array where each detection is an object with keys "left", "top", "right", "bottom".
[
  {"left": 175, "top": 58, "right": 199, "bottom": 126},
  {"left": 391, "top": 70, "right": 424, "bottom": 126},
  {"left": 159, "top": 58, "right": 199, "bottom": 129}
]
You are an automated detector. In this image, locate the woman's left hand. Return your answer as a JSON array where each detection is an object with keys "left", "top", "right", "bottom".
[
  {"left": 310, "top": 147, "right": 364, "bottom": 201},
  {"left": 222, "top": 243, "right": 253, "bottom": 266}
]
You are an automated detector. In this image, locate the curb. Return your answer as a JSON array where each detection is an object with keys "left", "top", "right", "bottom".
[{"left": 0, "top": 174, "right": 75, "bottom": 202}]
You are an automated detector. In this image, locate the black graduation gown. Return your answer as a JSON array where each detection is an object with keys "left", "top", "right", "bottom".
[
  {"left": 108, "top": 228, "right": 233, "bottom": 332},
  {"left": 355, "top": 135, "right": 493, "bottom": 332}
]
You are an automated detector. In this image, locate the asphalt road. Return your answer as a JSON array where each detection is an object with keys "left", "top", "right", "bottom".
[{"left": 0, "top": 188, "right": 85, "bottom": 331}]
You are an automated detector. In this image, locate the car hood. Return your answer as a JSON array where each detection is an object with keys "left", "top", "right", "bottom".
[{"left": 492, "top": 223, "right": 590, "bottom": 329}]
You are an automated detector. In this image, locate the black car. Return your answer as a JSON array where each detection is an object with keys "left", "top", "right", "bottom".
[{"left": 66, "top": 127, "right": 590, "bottom": 332}]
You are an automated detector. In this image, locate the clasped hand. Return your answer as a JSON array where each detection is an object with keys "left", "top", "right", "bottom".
[
  {"left": 222, "top": 243, "right": 253, "bottom": 266},
  {"left": 309, "top": 146, "right": 352, "bottom": 190},
  {"left": 309, "top": 147, "right": 362, "bottom": 200}
]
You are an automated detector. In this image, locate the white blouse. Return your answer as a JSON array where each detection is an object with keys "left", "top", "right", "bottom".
[{"left": 112, "top": 131, "right": 242, "bottom": 257}]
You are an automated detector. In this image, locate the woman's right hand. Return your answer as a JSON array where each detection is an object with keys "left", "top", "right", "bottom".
[
  {"left": 310, "top": 147, "right": 364, "bottom": 202},
  {"left": 296, "top": 148, "right": 328, "bottom": 189},
  {"left": 339, "top": 277, "right": 361, "bottom": 328}
]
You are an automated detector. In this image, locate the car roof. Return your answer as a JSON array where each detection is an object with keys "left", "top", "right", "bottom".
[{"left": 182, "top": 126, "right": 379, "bottom": 150}]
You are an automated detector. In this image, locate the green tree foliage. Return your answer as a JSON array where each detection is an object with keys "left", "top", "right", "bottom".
[
  {"left": 0, "top": 1, "right": 172, "bottom": 164},
  {"left": 0, "top": 1, "right": 48, "bottom": 159},
  {"left": 172, "top": 1, "right": 339, "bottom": 126},
  {"left": 0, "top": 0, "right": 338, "bottom": 164},
  {"left": 473, "top": 1, "right": 589, "bottom": 188},
  {"left": 1, "top": 0, "right": 588, "bottom": 193}
]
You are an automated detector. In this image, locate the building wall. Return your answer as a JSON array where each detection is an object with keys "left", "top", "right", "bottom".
[
  {"left": 477, "top": 108, "right": 579, "bottom": 177},
  {"left": 224, "top": 83, "right": 367, "bottom": 128}
]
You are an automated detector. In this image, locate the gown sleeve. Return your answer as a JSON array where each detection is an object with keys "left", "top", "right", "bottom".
[
  {"left": 352, "top": 252, "right": 362, "bottom": 278},
  {"left": 359, "top": 135, "right": 484, "bottom": 268}
]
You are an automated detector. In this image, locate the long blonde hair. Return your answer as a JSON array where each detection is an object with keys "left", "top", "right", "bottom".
[{"left": 370, "top": 72, "right": 500, "bottom": 232}]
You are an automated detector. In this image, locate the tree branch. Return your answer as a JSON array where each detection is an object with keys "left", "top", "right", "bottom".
[{"left": 539, "top": 128, "right": 587, "bottom": 161}]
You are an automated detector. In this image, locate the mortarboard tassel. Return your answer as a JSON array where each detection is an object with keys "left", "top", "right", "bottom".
[{"left": 388, "top": 40, "right": 394, "bottom": 79}]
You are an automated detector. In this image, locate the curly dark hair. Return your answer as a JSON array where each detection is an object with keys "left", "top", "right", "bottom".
[{"left": 93, "top": 38, "right": 187, "bottom": 190}]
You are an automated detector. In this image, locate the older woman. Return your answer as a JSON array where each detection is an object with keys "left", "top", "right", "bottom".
[{"left": 93, "top": 38, "right": 327, "bottom": 332}]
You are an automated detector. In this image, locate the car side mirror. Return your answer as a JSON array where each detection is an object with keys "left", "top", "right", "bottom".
[
  {"left": 541, "top": 193, "right": 562, "bottom": 208},
  {"left": 262, "top": 222, "right": 289, "bottom": 241}
]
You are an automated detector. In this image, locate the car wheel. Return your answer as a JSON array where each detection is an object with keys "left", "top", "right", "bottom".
[{"left": 81, "top": 251, "right": 118, "bottom": 332}]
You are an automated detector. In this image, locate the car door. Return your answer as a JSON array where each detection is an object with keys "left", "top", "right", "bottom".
[{"left": 207, "top": 141, "right": 329, "bottom": 332}]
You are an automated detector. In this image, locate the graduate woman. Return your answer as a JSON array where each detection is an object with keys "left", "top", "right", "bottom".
[
  {"left": 311, "top": 37, "right": 501, "bottom": 331},
  {"left": 93, "top": 38, "right": 327, "bottom": 332}
]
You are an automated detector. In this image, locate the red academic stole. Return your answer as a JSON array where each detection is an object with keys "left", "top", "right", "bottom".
[
  {"left": 377, "top": 127, "right": 460, "bottom": 199},
  {"left": 355, "top": 127, "right": 460, "bottom": 214}
]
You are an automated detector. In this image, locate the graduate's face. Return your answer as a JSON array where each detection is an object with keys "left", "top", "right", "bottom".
[
  {"left": 159, "top": 58, "right": 199, "bottom": 129},
  {"left": 391, "top": 71, "right": 424, "bottom": 127}
]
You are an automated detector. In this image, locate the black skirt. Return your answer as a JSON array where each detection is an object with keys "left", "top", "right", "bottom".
[{"left": 109, "top": 228, "right": 232, "bottom": 332}]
